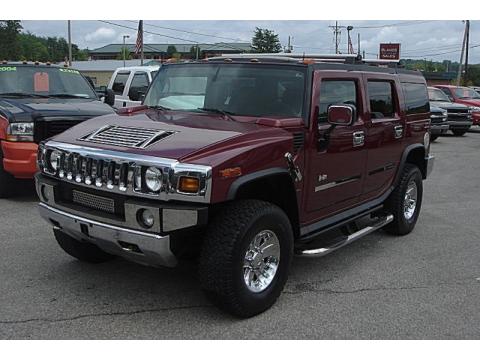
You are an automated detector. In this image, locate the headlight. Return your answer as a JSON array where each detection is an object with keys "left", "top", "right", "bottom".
[
  {"left": 7, "top": 122, "right": 34, "bottom": 142},
  {"left": 145, "top": 167, "right": 162, "bottom": 192},
  {"left": 469, "top": 106, "right": 480, "bottom": 112},
  {"left": 442, "top": 110, "right": 448, "bottom": 116},
  {"left": 48, "top": 150, "right": 62, "bottom": 172}
]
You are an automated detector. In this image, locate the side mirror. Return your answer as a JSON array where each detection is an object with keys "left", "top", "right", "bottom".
[
  {"left": 327, "top": 104, "right": 356, "bottom": 126},
  {"left": 104, "top": 88, "right": 115, "bottom": 107}
]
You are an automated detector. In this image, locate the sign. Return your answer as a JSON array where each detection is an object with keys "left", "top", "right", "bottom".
[{"left": 379, "top": 43, "right": 401, "bottom": 60}]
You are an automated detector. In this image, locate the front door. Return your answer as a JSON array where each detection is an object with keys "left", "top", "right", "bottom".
[{"left": 304, "top": 72, "right": 368, "bottom": 219}]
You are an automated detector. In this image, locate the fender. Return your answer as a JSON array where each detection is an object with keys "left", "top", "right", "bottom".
[
  {"left": 394, "top": 143, "right": 426, "bottom": 185},
  {"left": 226, "top": 167, "right": 291, "bottom": 201}
]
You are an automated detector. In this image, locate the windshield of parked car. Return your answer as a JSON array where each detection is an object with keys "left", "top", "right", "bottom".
[
  {"left": 453, "top": 87, "right": 480, "bottom": 100},
  {"left": 428, "top": 88, "right": 450, "bottom": 102},
  {"left": 0, "top": 65, "right": 97, "bottom": 99},
  {"left": 144, "top": 63, "right": 306, "bottom": 118}
]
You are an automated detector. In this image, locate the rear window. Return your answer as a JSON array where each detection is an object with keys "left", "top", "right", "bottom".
[{"left": 402, "top": 83, "right": 429, "bottom": 115}]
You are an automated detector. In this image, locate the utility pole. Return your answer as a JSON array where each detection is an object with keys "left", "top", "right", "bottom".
[
  {"left": 196, "top": 44, "right": 199, "bottom": 60},
  {"left": 67, "top": 20, "right": 72, "bottom": 66},
  {"left": 357, "top": 33, "right": 361, "bottom": 56},
  {"left": 464, "top": 20, "right": 470, "bottom": 85},
  {"left": 328, "top": 22, "right": 342, "bottom": 54},
  {"left": 457, "top": 20, "right": 468, "bottom": 86},
  {"left": 140, "top": 20, "right": 144, "bottom": 66},
  {"left": 286, "top": 36, "right": 293, "bottom": 53}
]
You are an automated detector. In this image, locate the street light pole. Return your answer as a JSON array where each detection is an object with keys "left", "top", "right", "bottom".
[
  {"left": 122, "top": 35, "right": 130, "bottom": 67},
  {"left": 67, "top": 20, "right": 72, "bottom": 66}
]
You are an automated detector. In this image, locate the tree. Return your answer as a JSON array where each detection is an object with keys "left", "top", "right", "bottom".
[
  {"left": 251, "top": 27, "right": 282, "bottom": 53},
  {"left": 0, "top": 20, "right": 23, "bottom": 60},
  {"left": 189, "top": 45, "right": 200, "bottom": 59},
  {"left": 167, "top": 45, "right": 177, "bottom": 58},
  {"left": 116, "top": 47, "right": 132, "bottom": 61}
]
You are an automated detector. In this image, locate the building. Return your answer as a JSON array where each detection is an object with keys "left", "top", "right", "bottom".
[
  {"left": 421, "top": 71, "right": 457, "bottom": 86},
  {"left": 89, "top": 42, "right": 252, "bottom": 61}
]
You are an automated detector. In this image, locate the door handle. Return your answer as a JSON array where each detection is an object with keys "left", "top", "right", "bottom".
[
  {"left": 394, "top": 125, "right": 404, "bottom": 139},
  {"left": 352, "top": 131, "right": 365, "bottom": 147}
]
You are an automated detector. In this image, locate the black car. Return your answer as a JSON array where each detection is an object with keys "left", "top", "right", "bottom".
[
  {"left": 428, "top": 86, "right": 472, "bottom": 137},
  {"left": 0, "top": 62, "right": 115, "bottom": 197},
  {"left": 429, "top": 105, "right": 449, "bottom": 141}
]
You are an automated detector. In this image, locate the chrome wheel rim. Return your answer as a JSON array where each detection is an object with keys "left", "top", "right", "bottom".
[
  {"left": 403, "top": 180, "right": 418, "bottom": 220},
  {"left": 243, "top": 230, "right": 280, "bottom": 293}
]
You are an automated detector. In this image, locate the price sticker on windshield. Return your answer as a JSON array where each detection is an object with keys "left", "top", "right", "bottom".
[
  {"left": 59, "top": 68, "right": 80, "bottom": 75},
  {"left": 0, "top": 66, "right": 17, "bottom": 72}
]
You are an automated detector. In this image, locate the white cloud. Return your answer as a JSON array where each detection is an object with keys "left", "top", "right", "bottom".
[{"left": 85, "top": 27, "right": 117, "bottom": 42}]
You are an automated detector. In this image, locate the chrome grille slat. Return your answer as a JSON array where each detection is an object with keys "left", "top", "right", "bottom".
[{"left": 79, "top": 125, "right": 175, "bottom": 149}]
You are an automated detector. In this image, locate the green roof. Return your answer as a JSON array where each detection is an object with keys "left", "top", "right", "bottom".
[{"left": 90, "top": 43, "right": 252, "bottom": 54}]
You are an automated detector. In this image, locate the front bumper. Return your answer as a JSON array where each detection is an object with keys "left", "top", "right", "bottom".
[
  {"left": 471, "top": 112, "right": 480, "bottom": 126},
  {"left": 430, "top": 124, "right": 449, "bottom": 135},
  {"left": 1, "top": 141, "right": 38, "bottom": 178},
  {"left": 447, "top": 120, "right": 473, "bottom": 130},
  {"left": 39, "top": 203, "right": 178, "bottom": 267}
]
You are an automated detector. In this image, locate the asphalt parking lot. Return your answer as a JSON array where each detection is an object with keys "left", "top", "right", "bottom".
[{"left": 0, "top": 133, "right": 479, "bottom": 339}]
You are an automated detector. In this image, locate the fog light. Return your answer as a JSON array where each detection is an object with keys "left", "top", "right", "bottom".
[{"left": 138, "top": 209, "right": 155, "bottom": 228}]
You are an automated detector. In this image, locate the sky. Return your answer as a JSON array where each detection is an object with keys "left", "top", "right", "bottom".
[{"left": 20, "top": 20, "right": 480, "bottom": 64}]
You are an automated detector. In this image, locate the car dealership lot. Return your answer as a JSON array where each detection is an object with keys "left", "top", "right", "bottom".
[{"left": 0, "top": 133, "right": 479, "bottom": 339}]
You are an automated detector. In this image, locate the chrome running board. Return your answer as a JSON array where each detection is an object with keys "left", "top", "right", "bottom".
[{"left": 297, "top": 214, "right": 394, "bottom": 257}]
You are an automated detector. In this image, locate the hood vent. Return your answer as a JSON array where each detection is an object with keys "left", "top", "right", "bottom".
[{"left": 79, "top": 125, "right": 175, "bottom": 149}]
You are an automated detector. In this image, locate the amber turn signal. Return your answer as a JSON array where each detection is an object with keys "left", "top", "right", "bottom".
[
  {"left": 178, "top": 176, "right": 200, "bottom": 193},
  {"left": 219, "top": 167, "right": 242, "bottom": 178}
]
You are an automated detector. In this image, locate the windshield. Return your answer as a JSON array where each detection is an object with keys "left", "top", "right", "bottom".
[
  {"left": 454, "top": 87, "right": 480, "bottom": 99},
  {"left": 0, "top": 65, "right": 97, "bottom": 99},
  {"left": 428, "top": 88, "right": 450, "bottom": 102},
  {"left": 144, "top": 64, "right": 306, "bottom": 118}
]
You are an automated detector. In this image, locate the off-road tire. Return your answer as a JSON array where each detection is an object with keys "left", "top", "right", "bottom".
[
  {"left": 199, "top": 200, "right": 294, "bottom": 318},
  {"left": 0, "top": 149, "right": 15, "bottom": 198},
  {"left": 430, "top": 134, "right": 439, "bottom": 142},
  {"left": 451, "top": 129, "right": 467, "bottom": 136},
  {"left": 54, "top": 229, "right": 116, "bottom": 263},
  {"left": 384, "top": 164, "right": 423, "bottom": 235}
]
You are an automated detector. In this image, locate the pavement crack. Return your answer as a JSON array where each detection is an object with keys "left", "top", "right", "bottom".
[{"left": 0, "top": 303, "right": 213, "bottom": 325}]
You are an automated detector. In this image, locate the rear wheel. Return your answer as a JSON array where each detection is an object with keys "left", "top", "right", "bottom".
[
  {"left": 199, "top": 200, "right": 293, "bottom": 318},
  {"left": 54, "top": 229, "right": 116, "bottom": 263},
  {"left": 451, "top": 129, "right": 467, "bottom": 136},
  {"left": 430, "top": 134, "right": 439, "bottom": 142},
  {"left": 384, "top": 164, "right": 423, "bottom": 235}
]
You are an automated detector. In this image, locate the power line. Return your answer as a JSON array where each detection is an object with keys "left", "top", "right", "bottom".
[{"left": 354, "top": 20, "right": 435, "bottom": 29}]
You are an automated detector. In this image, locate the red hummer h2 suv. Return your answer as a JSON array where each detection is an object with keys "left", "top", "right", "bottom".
[{"left": 36, "top": 54, "right": 434, "bottom": 317}]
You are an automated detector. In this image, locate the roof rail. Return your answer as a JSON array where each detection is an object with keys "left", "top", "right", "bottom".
[{"left": 219, "top": 53, "right": 362, "bottom": 64}]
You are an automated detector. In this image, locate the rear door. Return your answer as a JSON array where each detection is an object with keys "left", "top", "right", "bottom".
[
  {"left": 304, "top": 71, "right": 368, "bottom": 218},
  {"left": 361, "top": 74, "right": 405, "bottom": 200}
]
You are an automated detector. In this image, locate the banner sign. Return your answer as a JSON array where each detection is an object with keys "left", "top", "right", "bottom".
[{"left": 379, "top": 43, "right": 401, "bottom": 60}]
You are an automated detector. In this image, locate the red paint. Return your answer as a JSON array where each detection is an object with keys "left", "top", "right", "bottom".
[
  {"left": 434, "top": 85, "right": 480, "bottom": 125},
  {"left": 117, "top": 105, "right": 148, "bottom": 115},
  {"left": 0, "top": 116, "right": 8, "bottom": 140},
  {"left": 1, "top": 141, "right": 38, "bottom": 178}
]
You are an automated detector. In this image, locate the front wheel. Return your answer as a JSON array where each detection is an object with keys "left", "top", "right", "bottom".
[
  {"left": 199, "top": 200, "right": 293, "bottom": 318},
  {"left": 451, "top": 129, "right": 467, "bottom": 136},
  {"left": 384, "top": 164, "right": 423, "bottom": 235},
  {"left": 430, "top": 134, "right": 439, "bottom": 142}
]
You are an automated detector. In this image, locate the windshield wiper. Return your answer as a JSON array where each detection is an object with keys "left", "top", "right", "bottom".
[
  {"left": 148, "top": 105, "right": 172, "bottom": 111},
  {"left": 197, "top": 107, "right": 237, "bottom": 121},
  {"left": 48, "top": 94, "right": 92, "bottom": 99},
  {"left": 0, "top": 92, "right": 49, "bottom": 98}
]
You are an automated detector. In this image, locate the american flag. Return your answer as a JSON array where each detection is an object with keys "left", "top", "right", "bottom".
[{"left": 134, "top": 20, "right": 143, "bottom": 55}]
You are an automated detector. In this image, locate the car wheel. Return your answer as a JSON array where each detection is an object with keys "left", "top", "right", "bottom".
[
  {"left": 430, "top": 134, "right": 439, "bottom": 142},
  {"left": 199, "top": 199, "right": 293, "bottom": 318},
  {"left": 451, "top": 129, "right": 467, "bottom": 136},
  {"left": 54, "top": 228, "right": 116, "bottom": 263},
  {"left": 384, "top": 164, "right": 423, "bottom": 235}
]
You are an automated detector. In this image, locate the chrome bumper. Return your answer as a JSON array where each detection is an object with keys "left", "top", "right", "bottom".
[
  {"left": 426, "top": 155, "right": 434, "bottom": 178},
  {"left": 39, "top": 202, "right": 178, "bottom": 267}
]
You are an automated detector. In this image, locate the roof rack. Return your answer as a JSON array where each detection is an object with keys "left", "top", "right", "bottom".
[{"left": 214, "top": 53, "right": 403, "bottom": 68}]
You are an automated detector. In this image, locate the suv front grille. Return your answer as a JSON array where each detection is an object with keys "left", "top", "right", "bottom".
[
  {"left": 72, "top": 190, "right": 115, "bottom": 214},
  {"left": 34, "top": 118, "right": 87, "bottom": 143},
  {"left": 80, "top": 125, "right": 175, "bottom": 148}
]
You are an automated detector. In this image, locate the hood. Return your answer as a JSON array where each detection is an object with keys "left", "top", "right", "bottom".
[
  {"left": 0, "top": 97, "right": 114, "bottom": 123},
  {"left": 430, "top": 101, "right": 469, "bottom": 110},
  {"left": 51, "top": 109, "right": 298, "bottom": 162},
  {"left": 454, "top": 98, "right": 480, "bottom": 107},
  {"left": 430, "top": 105, "right": 445, "bottom": 114}
]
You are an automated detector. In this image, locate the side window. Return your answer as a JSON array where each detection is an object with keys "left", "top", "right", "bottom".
[
  {"left": 367, "top": 81, "right": 395, "bottom": 119},
  {"left": 130, "top": 72, "right": 149, "bottom": 89},
  {"left": 402, "top": 83, "right": 429, "bottom": 115},
  {"left": 112, "top": 72, "right": 130, "bottom": 95},
  {"left": 318, "top": 80, "right": 357, "bottom": 122}
]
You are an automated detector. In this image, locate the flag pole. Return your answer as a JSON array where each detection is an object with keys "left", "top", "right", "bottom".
[{"left": 140, "top": 20, "right": 144, "bottom": 65}]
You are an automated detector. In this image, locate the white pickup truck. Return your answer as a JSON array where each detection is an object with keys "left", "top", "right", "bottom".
[{"left": 107, "top": 66, "right": 160, "bottom": 109}]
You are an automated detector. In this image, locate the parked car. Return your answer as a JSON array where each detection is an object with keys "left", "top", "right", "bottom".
[
  {"left": 428, "top": 86, "right": 472, "bottom": 137},
  {"left": 429, "top": 106, "right": 448, "bottom": 141},
  {"left": 434, "top": 85, "right": 480, "bottom": 125},
  {"left": 0, "top": 62, "right": 115, "bottom": 197},
  {"left": 36, "top": 54, "right": 433, "bottom": 317},
  {"left": 469, "top": 86, "right": 480, "bottom": 93},
  {"left": 107, "top": 66, "right": 160, "bottom": 109}
]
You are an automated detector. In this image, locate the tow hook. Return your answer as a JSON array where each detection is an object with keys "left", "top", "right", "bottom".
[{"left": 285, "top": 152, "right": 302, "bottom": 182}]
